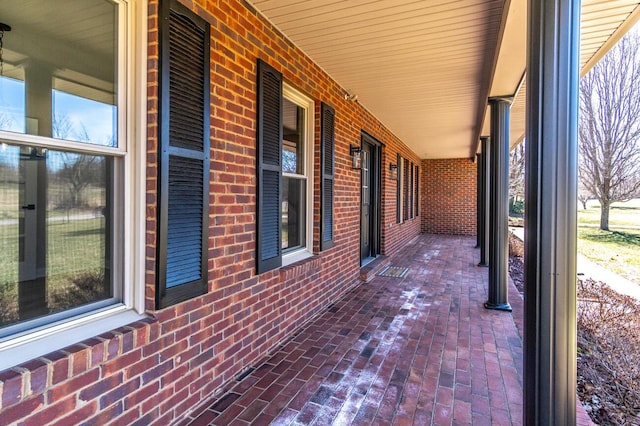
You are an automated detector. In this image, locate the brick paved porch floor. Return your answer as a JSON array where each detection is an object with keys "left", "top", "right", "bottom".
[{"left": 183, "top": 234, "right": 591, "bottom": 425}]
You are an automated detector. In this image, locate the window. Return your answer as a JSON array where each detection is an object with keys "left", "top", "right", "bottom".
[
  {"left": 156, "top": 0, "right": 210, "bottom": 308},
  {"left": 282, "top": 86, "right": 314, "bottom": 263},
  {"left": 256, "top": 60, "right": 319, "bottom": 273},
  {"left": 396, "top": 155, "right": 418, "bottom": 223},
  {"left": 0, "top": 0, "right": 144, "bottom": 365}
]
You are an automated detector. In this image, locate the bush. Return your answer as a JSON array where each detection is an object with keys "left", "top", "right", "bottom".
[
  {"left": 577, "top": 278, "right": 640, "bottom": 424},
  {"left": 49, "top": 270, "right": 108, "bottom": 312},
  {"left": 0, "top": 282, "right": 18, "bottom": 326}
]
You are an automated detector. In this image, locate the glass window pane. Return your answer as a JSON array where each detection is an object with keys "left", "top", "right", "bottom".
[
  {"left": 0, "top": 143, "right": 113, "bottom": 330},
  {"left": 0, "top": 0, "right": 118, "bottom": 147},
  {"left": 282, "top": 98, "right": 304, "bottom": 174},
  {"left": 282, "top": 176, "right": 306, "bottom": 250}
]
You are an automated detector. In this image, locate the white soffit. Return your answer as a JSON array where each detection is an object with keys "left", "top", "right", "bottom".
[
  {"left": 484, "top": 0, "right": 640, "bottom": 151},
  {"left": 248, "top": 0, "right": 505, "bottom": 159},
  {"left": 248, "top": 0, "right": 640, "bottom": 159}
]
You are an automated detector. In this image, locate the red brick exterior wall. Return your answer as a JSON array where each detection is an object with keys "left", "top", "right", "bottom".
[
  {"left": 421, "top": 158, "right": 477, "bottom": 236},
  {"left": 0, "top": 0, "right": 421, "bottom": 424}
]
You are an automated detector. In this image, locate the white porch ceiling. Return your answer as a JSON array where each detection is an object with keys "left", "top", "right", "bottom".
[{"left": 248, "top": 0, "right": 640, "bottom": 159}]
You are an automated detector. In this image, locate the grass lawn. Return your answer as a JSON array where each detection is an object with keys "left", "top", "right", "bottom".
[
  {"left": 577, "top": 199, "right": 640, "bottom": 284},
  {"left": 0, "top": 217, "right": 106, "bottom": 326}
]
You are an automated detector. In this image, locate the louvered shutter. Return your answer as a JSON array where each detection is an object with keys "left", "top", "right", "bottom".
[
  {"left": 404, "top": 158, "right": 410, "bottom": 221},
  {"left": 157, "top": 0, "right": 210, "bottom": 308},
  {"left": 320, "top": 103, "right": 335, "bottom": 251},
  {"left": 409, "top": 161, "right": 414, "bottom": 219},
  {"left": 396, "top": 153, "right": 402, "bottom": 223},
  {"left": 415, "top": 164, "right": 419, "bottom": 217},
  {"left": 256, "top": 59, "right": 283, "bottom": 273}
]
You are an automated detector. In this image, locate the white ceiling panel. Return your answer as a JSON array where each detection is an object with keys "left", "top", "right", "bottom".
[
  {"left": 249, "top": 0, "right": 640, "bottom": 159},
  {"left": 250, "top": 0, "right": 504, "bottom": 159}
]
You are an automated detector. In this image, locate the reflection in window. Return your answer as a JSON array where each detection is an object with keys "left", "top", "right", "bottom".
[
  {"left": 0, "top": 0, "right": 117, "bottom": 146},
  {"left": 282, "top": 97, "right": 306, "bottom": 251},
  {"left": 52, "top": 90, "right": 117, "bottom": 146},
  {"left": 0, "top": 76, "right": 25, "bottom": 133},
  {"left": 0, "top": 144, "right": 113, "bottom": 331}
]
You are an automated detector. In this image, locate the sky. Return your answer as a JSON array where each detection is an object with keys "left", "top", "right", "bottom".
[{"left": 0, "top": 75, "right": 116, "bottom": 147}]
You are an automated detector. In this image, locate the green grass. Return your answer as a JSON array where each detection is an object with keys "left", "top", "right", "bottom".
[
  {"left": 577, "top": 199, "right": 640, "bottom": 283},
  {"left": 0, "top": 217, "right": 105, "bottom": 287},
  {"left": 578, "top": 199, "right": 640, "bottom": 227},
  {"left": 0, "top": 217, "right": 106, "bottom": 325}
]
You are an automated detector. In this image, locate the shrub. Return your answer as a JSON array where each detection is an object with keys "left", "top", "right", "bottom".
[
  {"left": 577, "top": 278, "right": 640, "bottom": 424},
  {"left": 49, "top": 270, "right": 108, "bottom": 312},
  {"left": 0, "top": 282, "right": 18, "bottom": 326}
]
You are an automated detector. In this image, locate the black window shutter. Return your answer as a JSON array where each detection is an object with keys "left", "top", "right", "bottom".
[
  {"left": 415, "top": 164, "right": 419, "bottom": 217},
  {"left": 256, "top": 59, "right": 283, "bottom": 273},
  {"left": 320, "top": 103, "right": 335, "bottom": 251},
  {"left": 156, "top": 0, "right": 210, "bottom": 308},
  {"left": 402, "top": 158, "right": 410, "bottom": 220},
  {"left": 409, "top": 161, "right": 414, "bottom": 219},
  {"left": 396, "top": 153, "right": 402, "bottom": 223}
]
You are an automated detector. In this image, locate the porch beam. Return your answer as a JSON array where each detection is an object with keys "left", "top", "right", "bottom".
[
  {"left": 524, "top": 0, "right": 580, "bottom": 424},
  {"left": 485, "top": 98, "right": 511, "bottom": 312}
]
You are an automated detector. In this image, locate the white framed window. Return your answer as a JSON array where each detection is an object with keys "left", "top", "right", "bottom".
[
  {"left": 0, "top": 0, "right": 146, "bottom": 369},
  {"left": 281, "top": 84, "right": 314, "bottom": 265}
]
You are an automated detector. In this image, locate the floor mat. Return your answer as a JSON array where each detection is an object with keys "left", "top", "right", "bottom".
[{"left": 377, "top": 266, "right": 409, "bottom": 278}]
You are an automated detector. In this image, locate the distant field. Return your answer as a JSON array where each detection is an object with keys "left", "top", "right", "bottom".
[
  {"left": 577, "top": 199, "right": 640, "bottom": 283},
  {"left": 578, "top": 198, "right": 640, "bottom": 227}
]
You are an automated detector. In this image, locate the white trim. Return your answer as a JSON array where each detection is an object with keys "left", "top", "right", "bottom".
[
  {"left": 282, "top": 83, "right": 314, "bottom": 266},
  {"left": 131, "top": 0, "right": 148, "bottom": 314},
  {"left": 0, "top": 131, "right": 126, "bottom": 156},
  {"left": 0, "top": 307, "right": 146, "bottom": 371},
  {"left": 282, "top": 248, "right": 314, "bottom": 266}
]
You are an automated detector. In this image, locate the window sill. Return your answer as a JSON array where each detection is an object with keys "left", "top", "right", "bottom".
[
  {"left": 282, "top": 248, "right": 314, "bottom": 266},
  {"left": 0, "top": 306, "right": 147, "bottom": 372}
]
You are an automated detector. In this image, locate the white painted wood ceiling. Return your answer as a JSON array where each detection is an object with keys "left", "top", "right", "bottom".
[{"left": 249, "top": 0, "right": 640, "bottom": 159}]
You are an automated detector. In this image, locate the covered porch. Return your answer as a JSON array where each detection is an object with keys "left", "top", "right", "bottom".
[{"left": 182, "top": 235, "right": 590, "bottom": 425}]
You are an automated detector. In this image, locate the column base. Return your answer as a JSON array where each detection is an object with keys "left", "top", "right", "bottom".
[{"left": 484, "top": 301, "right": 512, "bottom": 312}]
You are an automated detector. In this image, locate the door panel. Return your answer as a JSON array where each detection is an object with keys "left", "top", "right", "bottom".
[
  {"left": 360, "top": 134, "right": 380, "bottom": 266},
  {"left": 360, "top": 146, "right": 371, "bottom": 261}
]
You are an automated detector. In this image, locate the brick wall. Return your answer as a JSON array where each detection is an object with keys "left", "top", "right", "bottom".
[
  {"left": 421, "top": 158, "right": 477, "bottom": 236},
  {"left": 0, "top": 0, "right": 421, "bottom": 424}
]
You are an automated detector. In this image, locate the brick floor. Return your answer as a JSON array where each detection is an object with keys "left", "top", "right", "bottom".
[{"left": 183, "top": 234, "right": 591, "bottom": 425}]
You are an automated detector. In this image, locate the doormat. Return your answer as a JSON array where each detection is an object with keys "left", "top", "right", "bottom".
[{"left": 378, "top": 266, "right": 409, "bottom": 278}]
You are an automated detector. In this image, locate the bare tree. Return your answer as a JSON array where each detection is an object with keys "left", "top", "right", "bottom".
[
  {"left": 579, "top": 28, "right": 640, "bottom": 230},
  {"left": 577, "top": 180, "right": 592, "bottom": 210},
  {"left": 53, "top": 112, "right": 74, "bottom": 140},
  {"left": 509, "top": 140, "right": 525, "bottom": 201}
]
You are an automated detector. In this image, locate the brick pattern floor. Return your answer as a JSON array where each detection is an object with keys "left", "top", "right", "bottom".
[{"left": 183, "top": 234, "right": 591, "bottom": 425}]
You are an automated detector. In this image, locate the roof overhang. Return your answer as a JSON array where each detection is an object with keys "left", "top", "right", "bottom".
[{"left": 247, "top": 0, "right": 640, "bottom": 159}]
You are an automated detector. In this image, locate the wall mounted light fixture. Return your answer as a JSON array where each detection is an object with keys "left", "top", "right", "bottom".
[
  {"left": 389, "top": 163, "right": 398, "bottom": 179},
  {"left": 344, "top": 90, "right": 358, "bottom": 102},
  {"left": 350, "top": 145, "right": 362, "bottom": 169}
]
